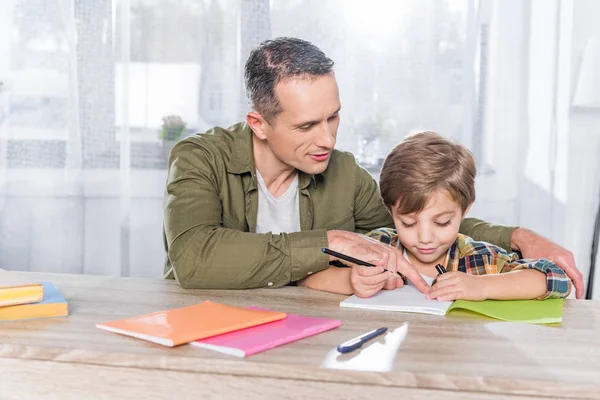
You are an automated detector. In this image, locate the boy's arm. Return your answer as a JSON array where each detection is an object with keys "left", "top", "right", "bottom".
[
  {"left": 496, "top": 257, "right": 573, "bottom": 299},
  {"left": 429, "top": 243, "right": 572, "bottom": 301},
  {"left": 461, "top": 220, "right": 583, "bottom": 299},
  {"left": 298, "top": 267, "right": 353, "bottom": 295},
  {"left": 478, "top": 270, "right": 549, "bottom": 300}
]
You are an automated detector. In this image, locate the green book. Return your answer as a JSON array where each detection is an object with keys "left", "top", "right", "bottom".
[
  {"left": 340, "top": 285, "right": 563, "bottom": 324},
  {"left": 448, "top": 298, "right": 563, "bottom": 324}
]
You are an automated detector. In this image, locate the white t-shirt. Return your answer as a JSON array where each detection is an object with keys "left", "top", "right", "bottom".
[{"left": 255, "top": 170, "right": 301, "bottom": 234}]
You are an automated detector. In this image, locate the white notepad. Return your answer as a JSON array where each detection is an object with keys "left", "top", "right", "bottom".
[
  {"left": 340, "top": 285, "right": 565, "bottom": 324},
  {"left": 340, "top": 285, "right": 453, "bottom": 315}
]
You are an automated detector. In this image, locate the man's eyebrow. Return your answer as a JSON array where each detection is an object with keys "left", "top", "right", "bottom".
[
  {"left": 330, "top": 106, "right": 342, "bottom": 117},
  {"left": 292, "top": 107, "right": 341, "bottom": 129}
]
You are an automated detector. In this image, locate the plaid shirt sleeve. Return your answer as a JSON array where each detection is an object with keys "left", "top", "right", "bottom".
[
  {"left": 492, "top": 246, "right": 572, "bottom": 299},
  {"left": 364, "top": 227, "right": 399, "bottom": 246}
]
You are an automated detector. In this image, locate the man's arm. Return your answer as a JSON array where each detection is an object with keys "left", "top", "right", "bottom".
[
  {"left": 459, "top": 218, "right": 516, "bottom": 252},
  {"left": 164, "top": 140, "right": 329, "bottom": 289}
]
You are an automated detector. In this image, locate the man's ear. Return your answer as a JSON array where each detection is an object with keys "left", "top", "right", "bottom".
[
  {"left": 246, "top": 112, "right": 268, "bottom": 140},
  {"left": 462, "top": 202, "right": 474, "bottom": 219}
]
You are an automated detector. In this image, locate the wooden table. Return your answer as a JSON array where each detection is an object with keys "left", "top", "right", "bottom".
[{"left": 1, "top": 272, "right": 599, "bottom": 399}]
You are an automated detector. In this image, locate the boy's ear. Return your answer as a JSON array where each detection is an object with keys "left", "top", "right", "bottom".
[
  {"left": 246, "top": 111, "right": 268, "bottom": 140},
  {"left": 462, "top": 203, "right": 474, "bottom": 219}
]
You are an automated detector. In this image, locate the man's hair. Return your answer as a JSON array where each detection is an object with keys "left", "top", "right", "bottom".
[
  {"left": 244, "top": 37, "right": 334, "bottom": 124},
  {"left": 379, "top": 131, "right": 476, "bottom": 214}
]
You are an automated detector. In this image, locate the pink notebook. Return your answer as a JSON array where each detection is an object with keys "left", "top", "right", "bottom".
[{"left": 190, "top": 307, "right": 341, "bottom": 357}]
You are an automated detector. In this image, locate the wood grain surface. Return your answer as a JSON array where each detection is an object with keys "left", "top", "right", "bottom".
[{"left": 0, "top": 272, "right": 598, "bottom": 399}]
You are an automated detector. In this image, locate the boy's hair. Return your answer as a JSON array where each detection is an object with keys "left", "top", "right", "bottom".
[
  {"left": 379, "top": 131, "right": 476, "bottom": 214},
  {"left": 244, "top": 37, "right": 334, "bottom": 125}
]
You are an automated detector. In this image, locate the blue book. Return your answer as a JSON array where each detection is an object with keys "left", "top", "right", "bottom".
[{"left": 0, "top": 282, "right": 68, "bottom": 321}]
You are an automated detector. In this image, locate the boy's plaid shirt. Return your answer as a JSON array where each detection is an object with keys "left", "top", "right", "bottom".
[{"left": 366, "top": 228, "right": 572, "bottom": 299}]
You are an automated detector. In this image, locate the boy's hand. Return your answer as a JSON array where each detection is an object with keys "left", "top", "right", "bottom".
[
  {"left": 427, "top": 272, "right": 486, "bottom": 301},
  {"left": 383, "top": 274, "right": 405, "bottom": 290},
  {"left": 349, "top": 265, "right": 391, "bottom": 298}
]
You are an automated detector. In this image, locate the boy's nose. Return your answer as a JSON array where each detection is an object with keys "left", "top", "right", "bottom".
[{"left": 418, "top": 228, "right": 434, "bottom": 244}]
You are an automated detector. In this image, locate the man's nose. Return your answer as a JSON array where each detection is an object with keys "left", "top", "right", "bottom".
[{"left": 314, "top": 123, "right": 336, "bottom": 149}]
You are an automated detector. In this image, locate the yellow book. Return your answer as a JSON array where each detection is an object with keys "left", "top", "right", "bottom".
[
  {"left": 0, "top": 271, "right": 44, "bottom": 307},
  {"left": 0, "top": 282, "right": 68, "bottom": 321}
]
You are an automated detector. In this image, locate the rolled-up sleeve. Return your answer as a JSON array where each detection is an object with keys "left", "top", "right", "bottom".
[{"left": 499, "top": 257, "right": 572, "bottom": 299}]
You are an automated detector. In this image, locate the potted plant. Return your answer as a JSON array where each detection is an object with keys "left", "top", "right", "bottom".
[{"left": 160, "top": 115, "right": 187, "bottom": 161}]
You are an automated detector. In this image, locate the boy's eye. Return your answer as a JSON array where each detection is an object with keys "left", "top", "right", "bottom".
[
  {"left": 401, "top": 222, "right": 416, "bottom": 228},
  {"left": 435, "top": 220, "right": 452, "bottom": 227}
]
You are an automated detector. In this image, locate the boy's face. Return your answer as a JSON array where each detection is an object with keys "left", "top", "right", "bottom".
[{"left": 392, "top": 190, "right": 469, "bottom": 266}]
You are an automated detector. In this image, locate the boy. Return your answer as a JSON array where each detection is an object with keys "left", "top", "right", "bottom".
[{"left": 300, "top": 132, "right": 572, "bottom": 300}]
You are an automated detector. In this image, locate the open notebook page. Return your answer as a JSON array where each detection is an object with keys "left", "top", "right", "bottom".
[{"left": 340, "top": 285, "right": 452, "bottom": 315}]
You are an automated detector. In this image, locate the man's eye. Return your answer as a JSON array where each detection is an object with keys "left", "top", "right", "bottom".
[
  {"left": 401, "top": 222, "right": 416, "bottom": 228},
  {"left": 298, "top": 124, "right": 313, "bottom": 131},
  {"left": 435, "top": 220, "right": 452, "bottom": 227}
]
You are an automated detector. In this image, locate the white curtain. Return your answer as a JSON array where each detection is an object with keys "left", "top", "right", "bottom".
[{"left": 1, "top": 0, "right": 598, "bottom": 297}]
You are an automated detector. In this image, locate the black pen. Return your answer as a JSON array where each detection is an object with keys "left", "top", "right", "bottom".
[
  {"left": 321, "top": 248, "right": 403, "bottom": 277},
  {"left": 431, "top": 264, "right": 447, "bottom": 287}
]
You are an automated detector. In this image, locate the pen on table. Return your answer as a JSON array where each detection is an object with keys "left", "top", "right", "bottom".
[
  {"left": 321, "top": 248, "right": 403, "bottom": 277},
  {"left": 337, "top": 327, "right": 388, "bottom": 354}
]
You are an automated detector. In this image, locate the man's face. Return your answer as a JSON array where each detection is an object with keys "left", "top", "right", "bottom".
[
  {"left": 392, "top": 190, "right": 466, "bottom": 266},
  {"left": 261, "top": 73, "right": 341, "bottom": 175}
]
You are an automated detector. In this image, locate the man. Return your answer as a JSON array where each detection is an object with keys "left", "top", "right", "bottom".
[{"left": 163, "top": 37, "right": 584, "bottom": 298}]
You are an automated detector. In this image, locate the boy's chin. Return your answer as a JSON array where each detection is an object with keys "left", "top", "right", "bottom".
[{"left": 412, "top": 251, "right": 445, "bottom": 265}]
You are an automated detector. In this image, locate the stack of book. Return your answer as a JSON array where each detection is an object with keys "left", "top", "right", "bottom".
[{"left": 0, "top": 271, "right": 69, "bottom": 321}]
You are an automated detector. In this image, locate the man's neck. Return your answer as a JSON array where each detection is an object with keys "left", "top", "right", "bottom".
[{"left": 253, "top": 135, "right": 298, "bottom": 198}]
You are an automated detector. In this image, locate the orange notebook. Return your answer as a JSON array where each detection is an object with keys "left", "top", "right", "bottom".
[{"left": 96, "top": 300, "right": 287, "bottom": 347}]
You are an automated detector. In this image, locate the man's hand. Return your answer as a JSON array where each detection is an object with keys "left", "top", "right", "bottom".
[
  {"left": 427, "top": 272, "right": 486, "bottom": 301},
  {"left": 327, "top": 230, "right": 429, "bottom": 294},
  {"left": 511, "top": 228, "right": 584, "bottom": 299},
  {"left": 349, "top": 265, "right": 391, "bottom": 298}
]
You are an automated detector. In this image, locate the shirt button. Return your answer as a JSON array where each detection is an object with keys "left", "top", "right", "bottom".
[
  {"left": 307, "top": 271, "right": 313, "bottom": 275},
  {"left": 267, "top": 282, "right": 273, "bottom": 287}
]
